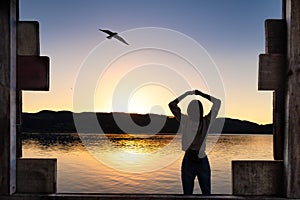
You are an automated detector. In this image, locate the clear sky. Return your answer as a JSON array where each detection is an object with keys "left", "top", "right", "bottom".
[{"left": 20, "top": 0, "right": 282, "bottom": 124}]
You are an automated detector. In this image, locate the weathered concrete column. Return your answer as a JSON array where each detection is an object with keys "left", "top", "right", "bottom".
[
  {"left": 0, "top": 0, "right": 18, "bottom": 195},
  {"left": 284, "top": 0, "right": 300, "bottom": 198}
]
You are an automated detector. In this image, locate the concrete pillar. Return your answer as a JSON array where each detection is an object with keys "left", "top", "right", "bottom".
[
  {"left": 0, "top": 0, "right": 18, "bottom": 195},
  {"left": 284, "top": 0, "right": 300, "bottom": 198}
]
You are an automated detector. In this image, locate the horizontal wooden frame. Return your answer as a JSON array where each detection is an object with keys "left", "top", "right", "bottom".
[
  {"left": 258, "top": 54, "right": 286, "bottom": 90},
  {"left": 17, "top": 21, "right": 40, "bottom": 56},
  {"left": 265, "top": 19, "right": 286, "bottom": 54},
  {"left": 232, "top": 160, "right": 284, "bottom": 196},
  {"left": 17, "top": 56, "right": 50, "bottom": 91},
  {"left": 17, "top": 158, "right": 57, "bottom": 193}
]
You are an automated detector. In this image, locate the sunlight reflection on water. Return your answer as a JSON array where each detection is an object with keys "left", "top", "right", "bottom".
[
  {"left": 79, "top": 134, "right": 183, "bottom": 173},
  {"left": 22, "top": 133, "right": 272, "bottom": 194}
]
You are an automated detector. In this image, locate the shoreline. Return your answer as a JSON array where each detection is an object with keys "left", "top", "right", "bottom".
[{"left": 21, "top": 132, "right": 272, "bottom": 135}]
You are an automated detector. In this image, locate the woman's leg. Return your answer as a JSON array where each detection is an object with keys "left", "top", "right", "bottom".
[
  {"left": 197, "top": 156, "right": 211, "bottom": 195},
  {"left": 181, "top": 154, "right": 196, "bottom": 194}
]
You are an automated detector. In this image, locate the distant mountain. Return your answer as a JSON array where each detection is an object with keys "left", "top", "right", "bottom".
[
  {"left": 213, "top": 118, "right": 272, "bottom": 134},
  {"left": 21, "top": 110, "right": 272, "bottom": 134}
]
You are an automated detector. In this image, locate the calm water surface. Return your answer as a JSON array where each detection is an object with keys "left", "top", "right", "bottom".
[{"left": 22, "top": 133, "right": 272, "bottom": 194}]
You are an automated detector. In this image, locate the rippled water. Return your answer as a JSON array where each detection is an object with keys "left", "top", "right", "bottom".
[{"left": 22, "top": 133, "right": 273, "bottom": 194}]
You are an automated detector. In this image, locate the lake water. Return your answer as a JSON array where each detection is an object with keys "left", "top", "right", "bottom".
[{"left": 22, "top": 133, "right": 273, "bottom": 194}]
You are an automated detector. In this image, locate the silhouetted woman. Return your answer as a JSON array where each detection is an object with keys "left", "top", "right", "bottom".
[{"left": 169, "top": 90, "right": 221, "bottom": 195}]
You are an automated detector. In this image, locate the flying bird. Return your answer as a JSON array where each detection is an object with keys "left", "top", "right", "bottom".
[{"left": 99, "top": 29, "right": 129, "bottom": 45}]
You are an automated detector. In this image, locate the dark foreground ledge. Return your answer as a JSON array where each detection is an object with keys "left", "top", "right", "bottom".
[{"left": 0, "top": 194, "right": 287, "bottom": 200}]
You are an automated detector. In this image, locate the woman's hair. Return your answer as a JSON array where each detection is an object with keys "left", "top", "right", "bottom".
[{"left": 187, "top": 100, "right": 203, "bottom": 121}]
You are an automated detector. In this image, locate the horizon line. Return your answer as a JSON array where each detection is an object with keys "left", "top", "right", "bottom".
[{"left": 22, "top": 109, "right": 273, "bottom": 125}]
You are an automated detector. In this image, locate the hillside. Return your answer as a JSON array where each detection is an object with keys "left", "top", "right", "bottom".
[{"left": 21, "top": 111, "right": 272, "bottom": 134}]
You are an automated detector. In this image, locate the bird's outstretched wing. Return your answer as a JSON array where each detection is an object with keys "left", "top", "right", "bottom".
[
  {"left": 99, "top": 29, "right": 129, "bottom": 45},
  {"left": 114, "top": 34, "right": 129, "bottom": 45},
  {"left": 99, "top": 29, "right": 115, "bottom": 35}
]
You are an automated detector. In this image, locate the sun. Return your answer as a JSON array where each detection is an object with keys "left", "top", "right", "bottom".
[{"left": 128, "top": 84, "right": 174, "bottom": 115}]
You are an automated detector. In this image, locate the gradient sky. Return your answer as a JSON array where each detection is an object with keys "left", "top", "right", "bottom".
[{"left": 20, "top": 0, "right": 282, "bottom": 124}]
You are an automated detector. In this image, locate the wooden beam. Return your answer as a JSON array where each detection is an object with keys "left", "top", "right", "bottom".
[
  {"left": 273, "top": 89, "right": 285, "bottom": 160},
  {"left": 16, "top": 91, "right": 22, "bottom": 158},
  {"left": 17, "top": 56, "right": 50, "bottom": 91},
  {"left": 17, "top": 21, "right": 40, "bottom": 56},
  {"left": 258, "top": 54, "right": 285, "bottom": 90},
  {"left": 0, "top": 0, "right": 17, "bottom": 195},
  {"left": 284, "top": 0, "right": 300, "bottom": 198},
  {"left": 16, "top": 21, "right": 40, "bottom": 158},
  {"left": 0, "top": 194, "right": 286, "bottom": 200},
  {"left": 17, "top": 158, "right": 57, "bottom": 193},
  {"left": 264, "top": 19, "right": 287, "bottom": 161},
  {"left": 265, "top": 19, "right": 287, "bottom": 54},
  {"left": 232, "top": 160, "right": 284, "bottom": 196}
]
